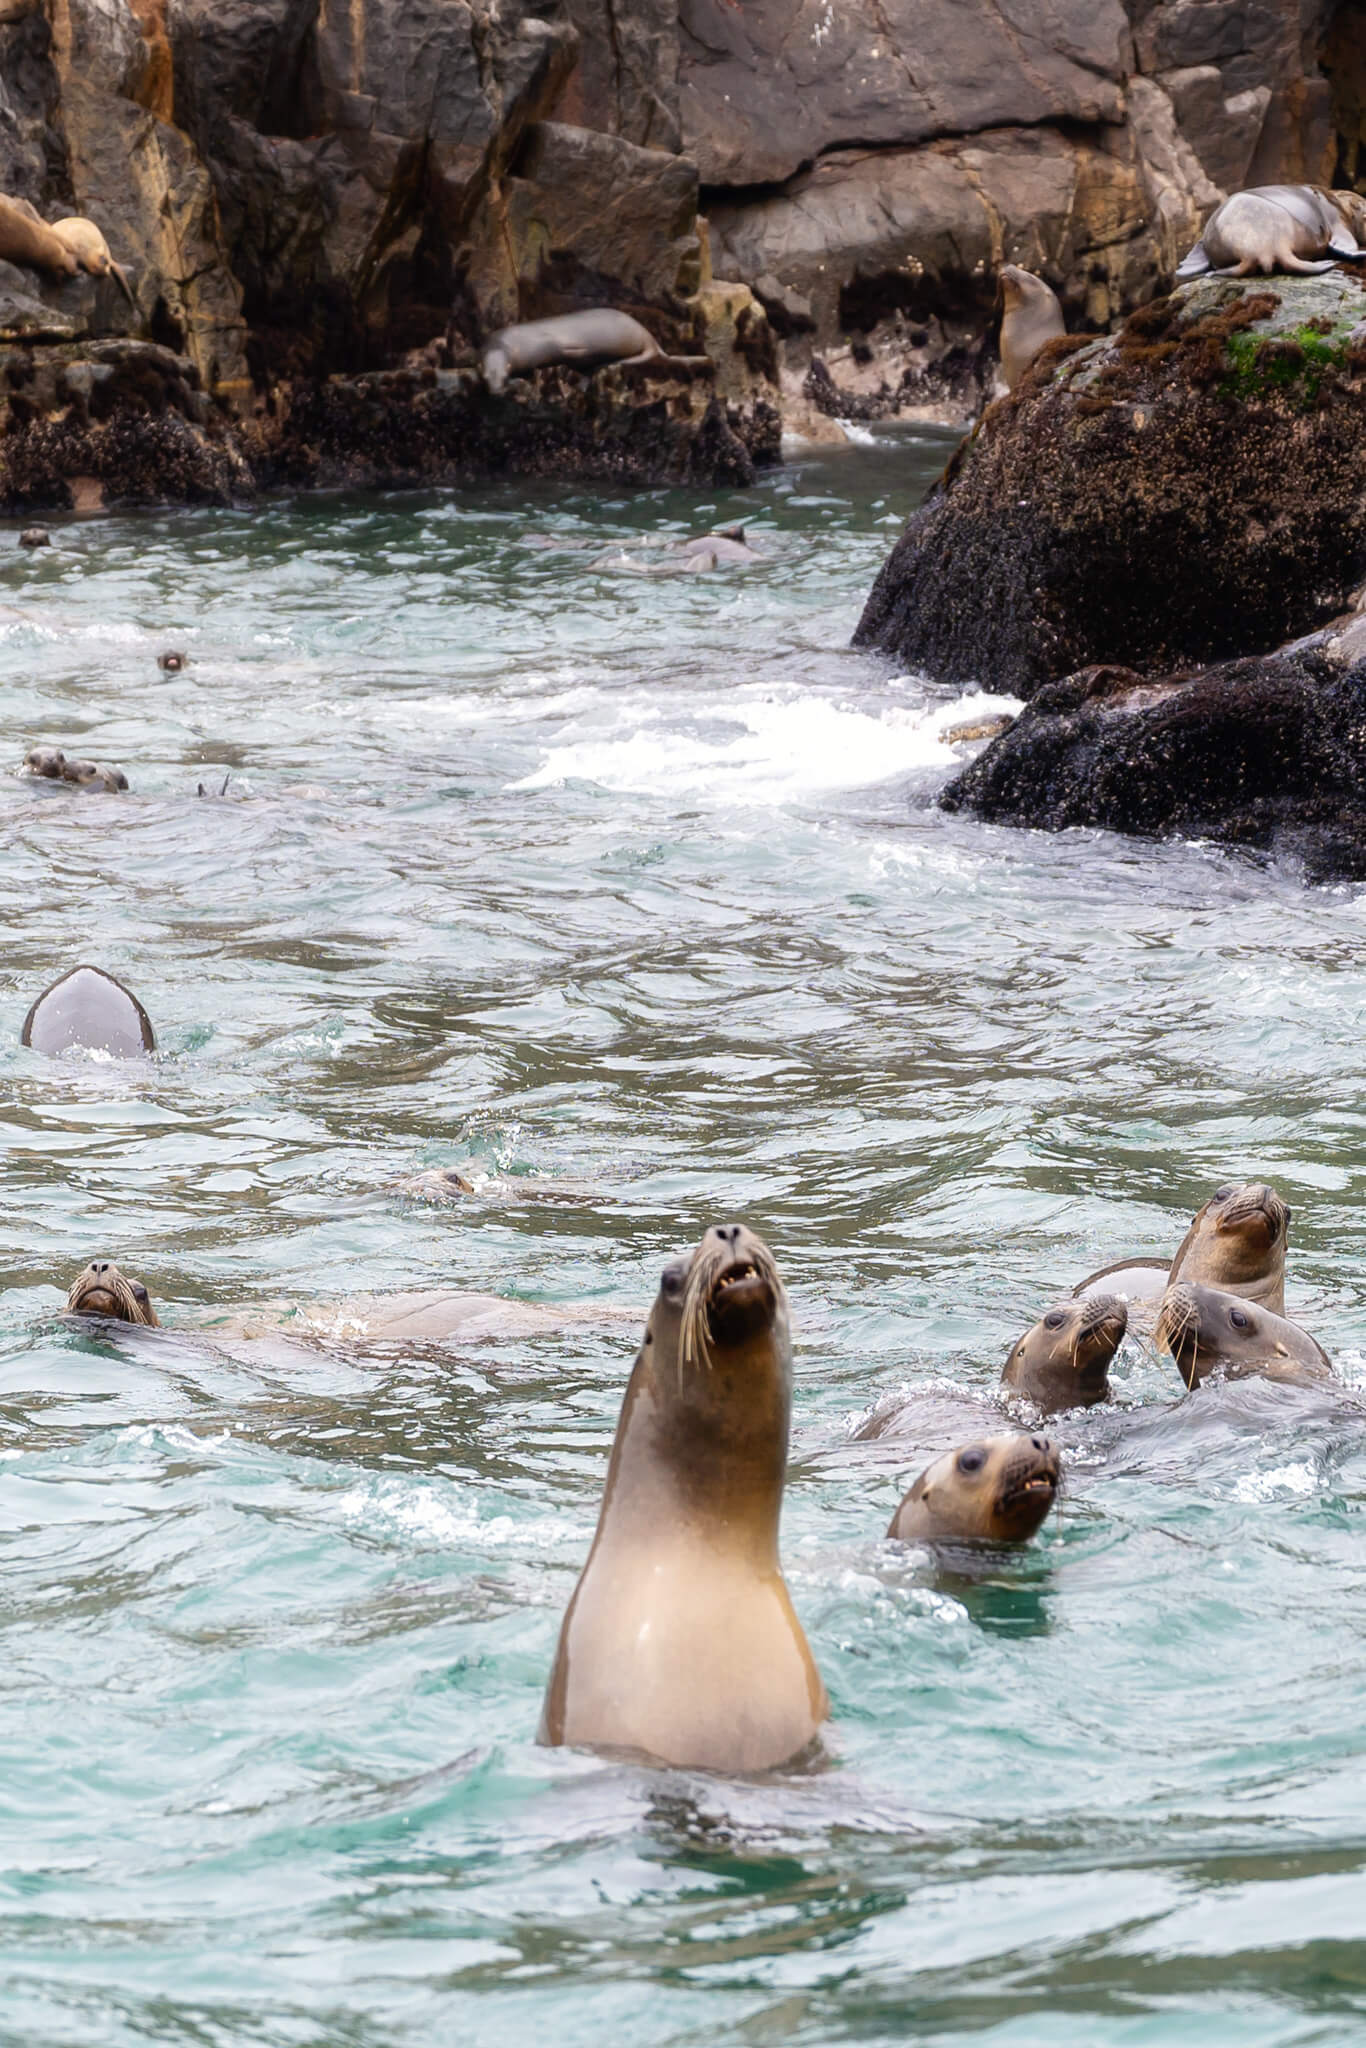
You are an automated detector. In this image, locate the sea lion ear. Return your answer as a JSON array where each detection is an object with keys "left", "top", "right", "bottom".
[{"left": 660, "top": 1260, "right": 686, "bottom": 1299}]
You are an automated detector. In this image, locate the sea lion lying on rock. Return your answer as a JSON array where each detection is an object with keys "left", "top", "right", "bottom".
[
  {"left": 0, "top": 194, "right": 77, "bottom": 279},
  {"left": 998, "top": 266, "right": 1065, "bottom": 391},
  {"left": 888, "top": 1434, "right": 1060, "bottom": 1546},
  {"left": 1177, "top": 185, "right": 1366, "bottom": 278},
  {"left": 23, "top": 967, "right": 155, "bottom": 1056},
  {"left": 483, "top": 310, "right": 710, "bottom": 396},
  {"left": 1001, "top": 1296, "right": 1127, "bottom": 1411},
  {"left": 1156, "top": 1283, "right": 1331, "bottom": 1389},
  {"left": 539, "top": 1223, "right": 828, "bottom": 1771},
  {"left": 49, "top": 217, "right": 135, "bottom": 306}
]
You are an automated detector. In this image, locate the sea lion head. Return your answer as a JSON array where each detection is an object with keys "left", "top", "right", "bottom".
[
  {"left": 23, "top": 746, "right": 65, "bottom": 778},
  {"left": 1154, "top": 1281, "right": 1329, "bottom": 1389},
  {"left": 889, "top": 1433, "right": 1061, "bottom": 1546},
  {"left": 1001, "top": 1294, "right": 1127, "bottom": 1411},
  {"left": 643, "top": 1223, "right": 790, "bottom": 1463},
  {"left": 998, "top": 264, "right": 1052, "bottom": 313},
  {"left": 1172, "top": 1181, "right": 1288, "bottom": 1302},
  {"left": 60, "top": 758, "right": 128, "bottom": 791},
  {"left": 66, "top": 1259, "right": 159, "bottom": 1326}
]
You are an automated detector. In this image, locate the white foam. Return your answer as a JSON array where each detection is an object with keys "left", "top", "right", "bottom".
[
  {"left": 1232, "top": 1460, "right": 1319, "bottom": 1502},
  {"left": 509, "top": 688, "right": 1022, "bottom": 804}
]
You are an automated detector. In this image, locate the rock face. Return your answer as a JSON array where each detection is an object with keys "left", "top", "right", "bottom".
[
  {"left": 938, "top": 647, "right": 1366, "bottom": 882},
  {"left": 0, "top": 0, "right": 1356, "bottom": 499},
  {"left": 855, "top": 271, "right": 1366, "bottom": 694}
]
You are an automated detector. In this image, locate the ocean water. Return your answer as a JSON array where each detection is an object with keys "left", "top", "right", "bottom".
[{"left": 3, "top": 431, "right": 1366, "bottom": 2045}]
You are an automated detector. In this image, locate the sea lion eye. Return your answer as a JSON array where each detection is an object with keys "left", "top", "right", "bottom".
[
  {"left": 131, "top": 1283, "right": 149, "bottom": 1304},
  {"left": 1214, "top": 1185, "right": 1233, "bottom": 1201},
  {"left": 1230, "top": 1307, "right": 1249, "bottom": 1329},
  {"left": 957, "top": 1447, "right": 987, "bottom": 1474},
  {"left": 1044, "top": 1311, "right": 1065, "bottom": 1329}
]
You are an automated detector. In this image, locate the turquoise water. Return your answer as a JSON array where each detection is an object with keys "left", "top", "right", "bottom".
[{"left": 4, "top": 434, "right": 1366, "bottom": 2044}]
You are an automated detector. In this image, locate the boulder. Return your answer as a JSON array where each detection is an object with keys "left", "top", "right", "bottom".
[
  {"left": 938, "top": 648, "right": 1366, "bottom": 883},
  {"left": 855, "top": 270, "right": 1366, "bottom": 695},
  {"left": 557, "top": 0, "right": 680, "bottom": 152}
]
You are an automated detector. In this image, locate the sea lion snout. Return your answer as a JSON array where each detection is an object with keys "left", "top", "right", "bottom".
[{"left": 66, "top": 1258, "right": 159, "bottom": 1324}]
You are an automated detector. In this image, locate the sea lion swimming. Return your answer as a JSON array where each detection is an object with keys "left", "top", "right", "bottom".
[
  {"left": 1176, "top": 185, "right": 1366, "bottom": 278},
  {"left": 23, "top": 745, "right": 66, "bottom": 778},
  {"left": 49, "top": 217, "right": 136, "bottom": 306},
  {"left": 1001, "top": 1295, "right": 1127, "bottom": 1412},
  {"left": 67, "top": 1260, "right": 159, "bottom": 1324},
  {"left": 60, "top": 758, "right": 128, "bottom": 791},
  {"left": 1156, "top": 1283, "right": 1331, "bottom": 1389},
  {"left": 22, "top": 966, "right": 155, "bottom": 1056},
  {"left": 539, "top": 1223, "right": 828, "bottom": 1771},
  {"left": 888, "top": 1433, "right": 1061, "bottom": 1546},
  {"left": 0, "top": 194, "right": 78, "bottom": 279},
  {"left": 998, "top": 265, "right": 1065, "bottom": 391},
  {"left": 483, "top": 310, "right": 709, "bottom": 395},
  {"left": 1074, "top": 1180, "right": 1290, "bottom": 1316}
]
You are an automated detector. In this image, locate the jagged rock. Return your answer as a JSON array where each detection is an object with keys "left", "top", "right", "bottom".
[
  {"left": 855, "top": 271, "right": 1366, "bottom": 695},
  {"left": 938, "top": 650, "right": 1366, "bottom": 882},
  {"left": 676, "top": 0, "right": 1129, "bottom": 187},
  {"left": 558, "top": 0, "right": 680, "bottom": 152}
]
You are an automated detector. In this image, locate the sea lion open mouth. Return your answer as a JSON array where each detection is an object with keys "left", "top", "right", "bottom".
[{"left": 705, "top": 1258, "right": 775, "bottom": 1342}]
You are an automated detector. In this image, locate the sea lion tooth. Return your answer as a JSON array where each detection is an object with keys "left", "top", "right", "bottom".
[
  {"left": 22, "top": 965, "right": 156, "bottom": 1056},
  {"left": 998, "top": 265, "right": 1065, "bottom": 391},
  {"left": 889, "top": 1433, "right": 1061, "bottom": 1546},
  {"left": 539, "top": 1222, "right": 827, "bottom": 1771}
]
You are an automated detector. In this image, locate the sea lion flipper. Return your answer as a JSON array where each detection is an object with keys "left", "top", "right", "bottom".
[
  {"left": 1175, "top": 243, "right": 1211, "bottom": 279},
  {"left": 111, "top": 260, "right": 136, "bottom": 308},
  {"left": 1278, "top": 252, "right": 1336, "bottom": 274}
]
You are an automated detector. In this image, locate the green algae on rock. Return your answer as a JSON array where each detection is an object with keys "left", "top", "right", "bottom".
[{"left": 854, "top": 269, "right": 1366, "bottom": 696}]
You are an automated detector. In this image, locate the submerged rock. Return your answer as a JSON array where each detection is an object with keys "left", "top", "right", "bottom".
[
  {"left": 856, "top": 271, "right": 1366, "bottom": 696},
  {"left": 938, "top": 646, "right": 1366, "bottom": 882}
]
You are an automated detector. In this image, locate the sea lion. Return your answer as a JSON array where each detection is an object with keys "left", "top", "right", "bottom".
[
  {"left": 21, "top": 966, "right": 155, "bottom": 1055},
  {"left": 67, "top": 1260, "right": 159, "bottom": 1325},
  {"left": 1001, "top": 1295, "right": 1127, "bottom": 1412},
  {"left": 0, "top": 195, "right": 78, "bottom": 279},
  {"left": 1176, "top": 185, "right": 1366, "bottom": 278},
  {"left": 539, "top": 1223, "right": 827, "bottom": 1771},
  {"left": 998, "top": 265, "right": 1065, "bottom": 391},
  {"left": 1156, "top": 1283, "right": 1331, "bottom": 1389},
  {"left": 19, "top": 527, "right": 50, "bottom": 547},
  {"left": 1167, "top": 1180, "right": 1288, "bottom": 1314},
  {"left": 399, "top": 1166, "right": 478, "bottom": 1202},
  {"left": 888, "top": 1433, "right": 1061, "bottom": 1546},
  {"left": 60, "top": 758, "right": 128, "bottom": 791},
  {"left": 1073, "top": 1256, "right": 1171, "bottom": 1304},
  {"left": 483, "top": 310, "right": 703, "bottom": 395},
  {"left": 49, "top": 217, "right": 136, "bottom": 306},
  {"left": 23, "top": 745, "right": 65, "bottom": 778},
  {"left": 158, "top": 650, "right": 187, "bottom": 671}
]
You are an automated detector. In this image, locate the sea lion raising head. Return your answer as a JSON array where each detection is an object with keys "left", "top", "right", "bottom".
[
  {"left": 1169, "top": 1181, "right": 1289, "bottom": 1313},
  {"left": 998, "top": 265, "right": 1065, "bottom": 391},
  {"left": 889, "top": 1433, "right": 1061, "bottom": 1546},
  {"left": 1156, "top": 1283, "right": 1330, "bottom": 1390},
  {"left": 539, "top": 1222, "right": 828, "bottom": 1771},
  {"left": 1001, "top": 1295, "right": 1127, "bottom": 1411},
  {"left": 66, "top": 1259, "right": 159, "bottom": 1325}
]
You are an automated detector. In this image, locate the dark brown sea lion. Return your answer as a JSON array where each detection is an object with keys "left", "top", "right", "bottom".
[
  {"left": 539, "top": 1223, "right": 828, "bottom": 1771},
  {"left": 1001, "top": 1296, "right": 1127, "bottom": 1411},
  {"left": 1156, "top": 1283, "right": 1331, "bottom": 1389},
  {"left": 50, "top": 216, "right": 136, "bottom": 306},
  {"left": 158, "top": 650, "right": 187, "bottom": 672},
  {"left": 0, "top": 195, "right": 78, "bottom": 279},
  {"left": 22, "top": 966, "right": 155, "bottom": 1055},
  {"left": 67, "top": 1259, "right": 159, "bottom": 1325},
  {"left": 998, "top": 265, "right": 1065, "bottom": 390},
  {"left": 888, "top": 1434, "right": 1060, "bottom": 1546},
  {"left": 1168, "top": 1181, "right": 1288, "bottom": 1314}
]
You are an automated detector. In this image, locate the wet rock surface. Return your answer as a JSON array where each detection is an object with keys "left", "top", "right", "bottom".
[
  {"left": 856, "top": 271, "right": 1366, "bottom": 694},
  {"left": 939, "top": 648, "right": 1366, "bottom": 883}
]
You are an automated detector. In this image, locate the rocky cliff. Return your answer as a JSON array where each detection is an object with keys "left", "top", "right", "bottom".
[{"left": 0, "top": 0, "right": 1356, "bottom": 505}]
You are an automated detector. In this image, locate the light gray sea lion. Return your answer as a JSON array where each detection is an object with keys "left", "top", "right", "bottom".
[
  {"left": 1156, "top": 1283, "right": 1331, "bottom": 1389},
  {"left": 539, "top": 1223, "right": 828, "bottom": 1771},
  {"left": 19, "top": 527, "right": 50, "bottom": 548},
  {"left": 483, "top": 310, "right": 706, "bottom": 395},
  {"left": 888, "top": 1433, "right": 1061, "bottom": 1546},
  {"left": 0, "top": 194, "right": 78, "bottom": 279},
  {"left": 22, "top": 966, "right": 155, "bottom": 1055},
  {"left": 60, "top": 758, "right": 128, "bottom": 791},
  {"left": 67, "top": 1260, "right": 159, "bottom": 1324},
  {"left": 998, "top": 265, "right": 1065, "bottom": 391},
  {"left": 49, "top": 216, "right": 136, "bottom": 306},
  {"left": 23, "top": 745, "right": 65, "bottom": 778},
  {"left": 1001, "top": 1296, "right": 1127, "bottom": 1412},
  {"left": 1176, "top": 185, "right": 1366, "bottom": 279}
]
